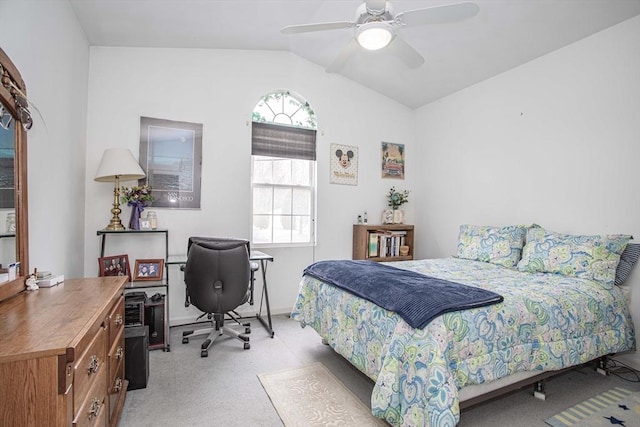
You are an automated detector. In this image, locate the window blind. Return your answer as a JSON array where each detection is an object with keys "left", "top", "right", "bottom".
[{"left": 251, "top": 121, "right": 316, "bottom": 161}]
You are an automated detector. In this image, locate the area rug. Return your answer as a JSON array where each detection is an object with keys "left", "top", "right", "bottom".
[
  {"left": 257, "top": 362, "right": 387, "bottom": 426},
  {"left": 546, "top": 387, "right": 640, "bottom": 427}
]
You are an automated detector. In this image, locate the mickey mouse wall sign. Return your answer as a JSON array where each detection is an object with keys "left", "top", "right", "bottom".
[{"left": 330, "top": 143, "right": 358, "bottom": 186}]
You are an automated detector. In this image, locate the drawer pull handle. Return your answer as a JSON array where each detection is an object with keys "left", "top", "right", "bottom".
[
  {"left": 116, "top": 346, "right": 124, "bottom": 360},
  {"left": 115, "top": 314, "right": 123, "bottom": 326},
  {"left": 87, "top": 355, "right": 99, "bottom": 374},
  {"left": 88, "top": 398, "right": 101, "bottom": 420},
  {"left": 114, "top": 377, "right": 123, "bottom": 393}
]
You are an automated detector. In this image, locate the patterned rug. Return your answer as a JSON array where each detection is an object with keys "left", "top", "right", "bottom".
[
  {"left": 257, "top": 362, "right": 387, "bottom": 426},
  {"left": 546, "top": 387, "right": 640, "bottom": 427}
]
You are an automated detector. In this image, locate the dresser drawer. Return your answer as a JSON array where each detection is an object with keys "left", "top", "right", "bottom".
[
  {"left": 107, "top": 326, "right": 125, "bottom": 417},
  {"left": 108, "top": 295, "right": 125, "bottom": 346},
  {"left": 108, "top": 327, "right": 125, "bottom": 381},
  {"left": 74, "top": 326, "right": 107, "bottom": 416},
  {"left": 72, "top": 370, "right": 107, "bottom": 427},
  {"left": 107, "top": 356, "right": 125, "bottom": 421}
]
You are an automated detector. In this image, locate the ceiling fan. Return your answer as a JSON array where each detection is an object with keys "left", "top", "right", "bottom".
[{"left": 281, "top": 0, "right": 479, "bottom": 72}]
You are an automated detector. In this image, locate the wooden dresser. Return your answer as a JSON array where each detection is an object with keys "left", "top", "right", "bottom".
[{"left": 0, "top": 277, "right": 127, "bottom": 426}]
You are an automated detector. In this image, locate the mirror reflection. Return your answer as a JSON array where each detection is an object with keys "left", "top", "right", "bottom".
[
  {"left": 0, "top": 48, "right": 29, "bottom": 294},
  {"left": 0, "top": 114, "right": 15, "bottom": 277}
]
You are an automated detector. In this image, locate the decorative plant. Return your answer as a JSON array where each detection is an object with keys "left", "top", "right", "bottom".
[
  {"left": 121, "top": 185, "right": 153, "bottom": 230},
  {"left": 387, "top": 187, "right": 410, "bottom": 210},
  {"left": 121, "top": 185, "right": 153, "bottom": 206}
]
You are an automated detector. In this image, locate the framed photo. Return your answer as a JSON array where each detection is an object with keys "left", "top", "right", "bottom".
[
  {"left": 139, "top": 116, "right": 203, "bottom": 209},
  {"left": 133, "top": 258, "right": 164, "bottom": 281},
  {"left": 98, "top": 255, "right": 131, "bottom": 282},
  {"left": 381, "top": 141, "right": 405, "bottom": 179},
  {"left": 330, "top": 143, "right": 358, "bottom": 185},
  {"left": 139, "top": 218, "right": 152, "bottom": 230}
]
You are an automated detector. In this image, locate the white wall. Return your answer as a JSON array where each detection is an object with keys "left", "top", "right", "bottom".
[
  {"left": 83, "top": 47, "right": 415, "bottom": 325},
  {"left": 413, "top": 16, "right": 640, "bottom": 369},
  {"left": 0, "top": 0, "right": 89, "bottom": 277}
]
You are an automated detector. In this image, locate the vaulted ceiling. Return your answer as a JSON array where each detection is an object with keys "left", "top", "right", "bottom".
[{"left": 69, "top": 0, "right": 640, "bottom": 109}]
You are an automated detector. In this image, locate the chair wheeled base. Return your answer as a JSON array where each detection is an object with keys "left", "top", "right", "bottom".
[{"left": 182, "top": 311, "right": 251, "bottom": 357}]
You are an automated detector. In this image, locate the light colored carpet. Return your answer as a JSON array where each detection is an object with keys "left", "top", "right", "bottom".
[
  {"left": 118, "top": 315, "right": 640, "bottom": 427},
  {"left": 258, "top": 362, "right": 388, "bottom": 427},
  {"left": 545, "top": 388, "right": 640, "bottom": 427}
]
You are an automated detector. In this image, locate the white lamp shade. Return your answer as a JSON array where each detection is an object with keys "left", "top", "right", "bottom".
[
  {"left": 94, "top": 148, "right": 146, "bottom": 182},
  {"left": 356, "top": 22, "right": 394, "bottom": 51}
]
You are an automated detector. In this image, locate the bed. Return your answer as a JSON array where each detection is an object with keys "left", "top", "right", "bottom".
[{"left": 290, "top": 225, "right": 638, "bottom": 426}]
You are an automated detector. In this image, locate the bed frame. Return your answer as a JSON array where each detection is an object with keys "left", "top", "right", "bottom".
[{"left": 459, "top": 356, "right": 608, "bottom": 408}]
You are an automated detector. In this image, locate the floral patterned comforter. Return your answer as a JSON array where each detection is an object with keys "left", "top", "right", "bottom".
[{"left": 290, "top": 257, "right": 636, "bottom": 426}]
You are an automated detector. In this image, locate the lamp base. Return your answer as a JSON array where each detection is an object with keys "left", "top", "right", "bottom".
[
  {"left": 105, "top": 221, "right": 125, "bottom": 231},
  {"left": 105, "top": 180, "right": 125, "bottom": 230}
]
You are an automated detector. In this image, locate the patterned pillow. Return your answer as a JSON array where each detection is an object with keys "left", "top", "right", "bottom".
[
  {"left": 457, "top": 224, "right": 528, "bottom": 268},
  {"left": 517, "top": 227, "right": 631, "bottom": 288},
  {"left": 615, "top": 243, "right": 640, "bottom": 286}
]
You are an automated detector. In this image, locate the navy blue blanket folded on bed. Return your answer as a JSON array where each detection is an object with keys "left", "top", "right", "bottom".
[{"left": 303, "top": 260, "right": 503, "bottom": 329}]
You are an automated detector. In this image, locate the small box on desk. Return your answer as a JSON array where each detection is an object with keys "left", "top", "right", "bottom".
[{"left": 36, "top": 274, "right": 64, "bottom": 288}]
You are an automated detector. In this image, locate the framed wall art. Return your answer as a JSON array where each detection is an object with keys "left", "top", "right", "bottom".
[
  {"left": 330, "top": 143, "right": 358, "bottom": 186},
  {"left": 381, "top": 141, "right": 405, "bottom": 179},
  {"left": 133, "top": 258, "right": 164, "bottom": 281},
  {"left": 139, "top": 116, "right": 203, "bottom": 209},
  {"left": 98, "top": 254, "right": 131, "bottom": 282}
]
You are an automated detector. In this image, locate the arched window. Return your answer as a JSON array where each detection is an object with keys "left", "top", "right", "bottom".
[{"left": 250, "top": 91, "right": 317, "bottom": 245}]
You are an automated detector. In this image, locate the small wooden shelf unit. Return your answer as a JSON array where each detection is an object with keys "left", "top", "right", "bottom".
[{"left": 353, "top": 224, "right": 415, "bottom": 262}]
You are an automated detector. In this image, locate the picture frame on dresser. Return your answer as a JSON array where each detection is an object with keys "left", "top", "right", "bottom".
[{"left": 99, "top": 254, "right": 132, "bottom": 282}]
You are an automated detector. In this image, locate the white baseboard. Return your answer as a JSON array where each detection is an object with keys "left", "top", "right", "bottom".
[{"left": 612, "top": 350, "right": 640, "bottom": 371}]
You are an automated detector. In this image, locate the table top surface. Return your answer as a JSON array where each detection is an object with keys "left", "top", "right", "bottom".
[
  {"left": 0, "top": 276, "right": 126, "bottom": 362},
  {"left": 97, "top": 228, "right": 168, "bottom": 235},
  {"left": 166, "top": 250, "right": 273, "bottom": 264}
]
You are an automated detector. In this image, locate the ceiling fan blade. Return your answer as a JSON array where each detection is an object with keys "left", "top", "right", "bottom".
[
  {"left": 326, "top": 39, "right": 360, "bottom": 73},
  {"left": 388, "top": 37, "right": 425, "bottom": 68},
  {"left": 281, "top": 21, "right": 355, "bottom": 34},
  {"left": 396, "top": 2, "right": 479, "bottom": 27},
  {"left": 365, "top": 0, "right": 387, "bottom": 14}
]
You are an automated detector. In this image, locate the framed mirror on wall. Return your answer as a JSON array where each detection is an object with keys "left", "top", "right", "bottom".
[
  {"left": 0, "top": 47, "right": 30, "bottom": 302},
  {"left": 0, "top": 116, "right": 16, "bottom": 272}
]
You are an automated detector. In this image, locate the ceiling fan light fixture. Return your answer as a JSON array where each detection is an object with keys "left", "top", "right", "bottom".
[{"left": 356, "top": 22, "right": 394, "bottom": 50}]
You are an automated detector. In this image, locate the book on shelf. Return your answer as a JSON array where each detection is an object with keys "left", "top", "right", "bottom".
[
  {"left": 368, "top": 233, "right": 379, "bottom": 257},
  {"left": 367, "top": 229, "right": 408, "bottom": 258}
]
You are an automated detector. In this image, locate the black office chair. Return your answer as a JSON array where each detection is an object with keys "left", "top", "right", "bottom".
[{"left": 181, "top": 237, "right": 254, "bottom": 356}]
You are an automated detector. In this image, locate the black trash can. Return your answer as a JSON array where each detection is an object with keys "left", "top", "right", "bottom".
[{"left": 125, "top": 325, "right": 149, "bottom": 390}]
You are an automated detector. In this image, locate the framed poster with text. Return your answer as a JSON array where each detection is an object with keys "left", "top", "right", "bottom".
[{"left": 139, "top": 117, "right": 202, "bottom": 208}]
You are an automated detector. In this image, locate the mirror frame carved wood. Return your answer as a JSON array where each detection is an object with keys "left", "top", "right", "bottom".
[{"left": 0, "top": 48, "right": 29, "bottom": 301}]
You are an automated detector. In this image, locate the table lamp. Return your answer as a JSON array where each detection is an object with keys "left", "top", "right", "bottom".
[{"left": 95, "top": 148, "right": 146, "bottom": 230}]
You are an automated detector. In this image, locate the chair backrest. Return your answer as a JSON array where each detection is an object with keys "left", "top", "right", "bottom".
[
  {"left": 187, "top": 236, "right": 251, "bottom": 255},
  {"left": 184, "top": 237, "right": 251, "bottom": 315}
]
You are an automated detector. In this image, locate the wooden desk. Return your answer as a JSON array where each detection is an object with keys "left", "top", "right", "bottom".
[{"left": 0, "top": 277, "right": 127, "bottom": 426}]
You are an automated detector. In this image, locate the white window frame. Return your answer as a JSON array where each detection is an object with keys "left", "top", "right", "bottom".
[
  {"left": 250, "top": 91, "right": 317, "bottom": 248},
  {"left": 250, "top": 156, "right": 316, "bottom": 248}
]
